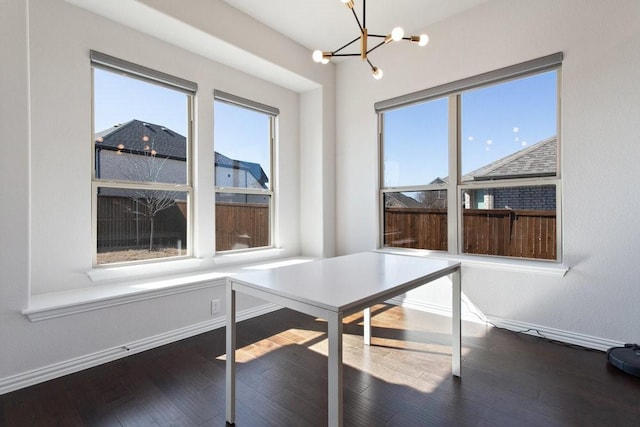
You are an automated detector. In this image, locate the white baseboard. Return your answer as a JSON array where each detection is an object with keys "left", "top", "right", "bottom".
[
  {"left": 0, "top": 303, "right": 280, "bottom": 396},
  {"left": 387, "top": 295, "right": 487, "bottom": 324},
  {"left": 486, "top": 316, "right": 623, "bottom": 352},
  {"left": 388, "top": 296, "right": 623, "bottom": 352}
]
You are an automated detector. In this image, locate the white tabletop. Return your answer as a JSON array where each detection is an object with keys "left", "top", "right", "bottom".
[{"left": 229, "top": 252, "right": 460, "bottom": 313}]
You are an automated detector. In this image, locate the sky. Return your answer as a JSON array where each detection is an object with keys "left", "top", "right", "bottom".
[
  {"left": 93, "top": 68, "right": 188, "bottom": 136},
  {"left": 383, "top": 70, "right": 558, "bottom": 187}
]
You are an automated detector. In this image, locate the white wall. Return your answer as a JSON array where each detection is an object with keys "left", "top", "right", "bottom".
[
  {"left": 335, "top": 0, "right": 640, "bottom": 344},
  {"left": 0, "top": 0, "right": 335, "bottom": 390},
  {"left": 0, "top": 0, "right": 32, "bottom": 383}
]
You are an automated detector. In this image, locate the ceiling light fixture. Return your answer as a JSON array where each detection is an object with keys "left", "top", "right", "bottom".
[{"left": 312, "top": 0, "right": 429, "bottom": 79}]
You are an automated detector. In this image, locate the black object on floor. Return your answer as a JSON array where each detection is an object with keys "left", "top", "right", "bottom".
[{"left": 607, "top": 344, "right": 640, "bottom": 377}]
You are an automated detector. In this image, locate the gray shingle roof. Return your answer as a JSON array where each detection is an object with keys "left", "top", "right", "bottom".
[
  {"left": 464, "top": 136, "right": 557, "bottom": 181},
  {"left": 95, "top": 120, "right": 186, "bottom": 160},
  {"left": 385, "top": 192, "right": 425, "bottom": 208}
]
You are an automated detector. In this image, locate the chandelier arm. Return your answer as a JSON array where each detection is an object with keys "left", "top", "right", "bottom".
[
  {"left": 366, "top": 40, "right": 387, "bottom": 55},
  {"left": 331, "top": 53, "right": 363, "bottom": 57},
  {"left": 332, "top": 35, "right": 362, "bottom": 55},
  {"left": 350, "top": 7, "right": 364, "bottom": 32},
  {"left": 366, "top": 57, "right": 376, "bottom": 70}
]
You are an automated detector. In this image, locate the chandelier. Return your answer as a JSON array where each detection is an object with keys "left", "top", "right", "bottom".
[{"left": 312, "top": 0, "right": 429, "bottom": 79}]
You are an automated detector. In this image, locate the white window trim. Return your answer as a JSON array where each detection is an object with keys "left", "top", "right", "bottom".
[
  {"left": 91, "top": 51, "right": 196, "bottom": 267},
  {"left": 213, "top": 92, "right": 277, "bottom": 254},
  {"left": 378, "top": 54, "right": 563, "bottom": 264},
  {"left": 375, "top": 247, "right": 569, "bottom": 277}
]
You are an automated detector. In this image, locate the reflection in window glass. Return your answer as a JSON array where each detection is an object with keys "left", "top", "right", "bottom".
[
  {"left": 94, "top": 69, "right": 189, "bottom": 185},
  {"left": 383, "top": 98, "right": 448, "bottom": 187},
  {"left": 215, "top": 193, "right": 270, "bottom": 251},
  {"left": 461, "top": 71, "right": 557, "bottom": 181}
]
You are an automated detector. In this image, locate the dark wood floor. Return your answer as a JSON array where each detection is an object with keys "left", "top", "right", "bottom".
[{"left": 1, "top": 305, "right": 639, "bottom": 426}]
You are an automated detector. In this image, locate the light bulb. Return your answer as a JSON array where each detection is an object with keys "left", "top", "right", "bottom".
[
  {"left": 312, "top": 50, "right": 330, "bottom": 64},
  {"left": 410, "top": 34, "right": 429, "bottom": 47},
  {"left": 372, "top": 67, "right": 383, "bottom": 80},
  {"left": 341, "top": 0, "right": 355, "bottom": 8},
  {"left": 391, "top": 27, "right": 404, "bottom": 42}
]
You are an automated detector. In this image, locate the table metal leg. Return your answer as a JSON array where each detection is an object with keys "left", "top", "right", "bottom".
[
  {"left": 452, "top": 269, "right": 461, "bottom": 377},
  {"left": 226, "top": 283, "right": 237, "bottom": 424},
  {"left": 327, "top": 313, "right": 344, "bottom": 427},
  {"left": 363, "top": 307, "right": 371, "bottom": 346}
]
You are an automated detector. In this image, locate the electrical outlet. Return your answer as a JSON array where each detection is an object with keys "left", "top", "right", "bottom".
[{"left": 211, "top": 299, "right": 221, "bottom": 315}]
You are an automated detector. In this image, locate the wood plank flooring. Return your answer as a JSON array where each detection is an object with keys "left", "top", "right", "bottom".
[{"left": 1, "top": 305, "right": 639, "bottom": 426}]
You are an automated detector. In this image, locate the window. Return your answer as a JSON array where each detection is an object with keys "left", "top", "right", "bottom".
[
  {"left": 381, "top": 98, "right": 449, "bottom": 250},
  {"left": 213, "top": 90, "right": 277, "bottom": 252},
  {"left": 378, "top": 53, "right": 562, "bottom": 261},
  {"left": 91, "top": 51, "right": 195, "bottom": 265}
]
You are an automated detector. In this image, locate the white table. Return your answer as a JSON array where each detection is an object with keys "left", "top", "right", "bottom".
[{"left": 225, "top": 251, "right": 461, "bottom": 426}]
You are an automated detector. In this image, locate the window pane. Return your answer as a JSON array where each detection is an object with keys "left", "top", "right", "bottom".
[
  {"left": 461, "top": 71, "right": 557, "bottom": 181},
  {"left": 214, "top": 98, "right": 273, "bottom": 254},
  {"left": 383, "top": 191, "right": 447, "bottom": 250},
  {"left": 94, "top": 68, "right": 189, "bottom": 185},
  {"left": 215, "top": 193, "right": 270, "bottom": 251},
  {"left": 461, "top": 185, "right": 556, "bottom": 260},
  {"left": 214, "top": 101, "right": 271, "bottom": 189},
  {"left": 96, "top": 188, "right": 188, "bottom": 264},
  {"left": 382, "top": 98, "right": 448, "bottom": 187}
]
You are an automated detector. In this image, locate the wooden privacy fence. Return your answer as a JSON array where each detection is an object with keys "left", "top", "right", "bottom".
[
  {"left": 215, "top": 202, "right": 269, "bottom": 251},
  {"left": 98, "top": 197, "right": 269, "bottom": 252},
  {"left": 384, "top": 208, "right": 448, "bottom": 251},
  {"left": 384, "top": 207, "right": 556, "bottom": 260},
  {"left": 97, "top": 196, "right": 187, "bottom": 249}
]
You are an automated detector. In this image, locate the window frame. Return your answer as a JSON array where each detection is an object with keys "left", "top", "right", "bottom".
[
  {"left": 90, "top": 51, "right": 196, "bottom": 266},
  {"left": 213, "top": 90, "right": 277, "bottom": 254},
  {"left": 378, "top": 53, "right": 563, "bottom": 263}
]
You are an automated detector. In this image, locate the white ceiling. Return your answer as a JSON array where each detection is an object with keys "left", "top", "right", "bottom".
[{"left": 223, "top": 0, "right": 489, "bottom": 53}]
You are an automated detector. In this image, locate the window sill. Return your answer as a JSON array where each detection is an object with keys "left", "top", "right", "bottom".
[
  {"left": 87, "top": 248, "right": 285, "bottom": 283},
  {"left": 23, "top": 270, "right": 229, "bottom": 321},
  {"left": 24, "top": 250, "right": 308, "bottom": 322},
  {"left": 375, "top": 248, "right": 569, "bottom": 277}
]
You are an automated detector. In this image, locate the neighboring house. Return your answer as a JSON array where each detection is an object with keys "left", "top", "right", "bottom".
[
  {"left": 214, "top": 151, "right": 268, "bottom": 189},
  {"left": 462, "top": 136, "right": 557, "bottom": 210},
  {"left": 95, "top": 119, "right": 187, "bottom": 184},
  {"left": 385, "top": 192, "right": 427, "bottom": 208},
  {"left": 95, "top": 119, "right": 269, "bottom": 193},
  {"left": 388, "top": 136, "right": 557, "bottom": 210}
]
